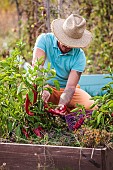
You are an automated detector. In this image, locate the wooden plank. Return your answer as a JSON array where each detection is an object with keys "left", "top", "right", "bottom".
[
  {"left": 101, "top": 148, "right": 107, "bottom": 170},
  {"left": 0, "top": 143, "right": 104, "bottom": 170},
  {"left": 104, "top": 148, "right": 113, "bottom": 170}
]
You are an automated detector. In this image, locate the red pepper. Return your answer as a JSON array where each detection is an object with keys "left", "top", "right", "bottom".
[
  {"left": 25, "top": 94, "right": 34, "bottom": 116},
  {"left": 44, "top": 103, "right": 48, "bottom": 109},
  {"left": 44, "top": 104, "right": 67, "bottom": 116},
  {"left": 25, "top": 85, "right": 37, "bottom": 116},
  {"left": 22, "top": 128, "right": 29, "bottom": 138},
  {"left": 73, "top": 117, "right": 85, "bottom": 130},
  {"left": 111, "top": 113, "right": 113, "bottom": 117},
  {"left": 33, "top": 126, "right": 43, "bottom": 137}
]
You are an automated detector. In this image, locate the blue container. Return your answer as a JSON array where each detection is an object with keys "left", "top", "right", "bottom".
[{"left": 79, "top": 74, "right": 112, "bottom": 96}]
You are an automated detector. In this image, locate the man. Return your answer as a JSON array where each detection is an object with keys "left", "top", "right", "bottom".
[{"left": 32, "top": 14, "right": 94, "bottom": 113}]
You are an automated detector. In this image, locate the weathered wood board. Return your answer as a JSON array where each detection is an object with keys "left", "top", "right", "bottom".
[{"left": 0, "top": 143, "right": 113, "bottom": 170}]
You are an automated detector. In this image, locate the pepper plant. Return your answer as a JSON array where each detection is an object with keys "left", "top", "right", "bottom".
[
  {"left": 19, "top": 57, "right": 62, "bottom": 140},
  {"left": 72, "top": 68, "right": 113, "bottom": 147},
  {"left": 0, "top": 41, "right": 26, "bottom": 140},
  {"left": 0, "top": 40, "right": 61, "bottom": 142},
  {"left": 89, "top": 67, "right": 113, "bottom": 132}
]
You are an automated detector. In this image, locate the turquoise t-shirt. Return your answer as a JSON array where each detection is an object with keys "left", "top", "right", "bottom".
[{"left": 34, "top": 33, "right": 86, "bottom": 88}]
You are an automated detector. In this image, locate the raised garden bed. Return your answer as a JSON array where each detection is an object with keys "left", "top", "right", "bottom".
[
  {"left": 0, "top": 143, "right": 113, "bottom": 170},
  {"left": 0, "top": 74, "right": 113, "bottom": 170}
]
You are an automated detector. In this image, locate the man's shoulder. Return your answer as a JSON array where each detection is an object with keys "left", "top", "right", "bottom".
[{"left": 39, "top": 32, "right": 55, "bottom": 39}]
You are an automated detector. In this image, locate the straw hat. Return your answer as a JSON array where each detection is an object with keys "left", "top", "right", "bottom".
[{"left": 51, "top": 14, "right": 92, "bottom": 48}]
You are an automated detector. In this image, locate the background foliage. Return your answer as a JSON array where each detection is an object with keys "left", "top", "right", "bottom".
[{"left": 0, "top": 0, "right": 113, "bottom": 73}]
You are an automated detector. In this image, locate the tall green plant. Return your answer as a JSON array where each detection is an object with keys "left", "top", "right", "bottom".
[
  {"left": 0, "top": 40, "right": 60, "bottom": 141},
  {"left": 0, "top": 42, "right": 26, "bottom": 138}
]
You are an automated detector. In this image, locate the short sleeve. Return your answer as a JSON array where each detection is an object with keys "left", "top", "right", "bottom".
[
  {"left": 71, "top": 49, "right": 86, "bottom": 72},
  {"left": 34, "top": 33, "right": 46, "bottom": 52}
]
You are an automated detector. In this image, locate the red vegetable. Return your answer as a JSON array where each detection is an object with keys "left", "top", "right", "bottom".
[
  {"left": 44, "top": 104, "right": 67, "bottom": 116},
  {"left": 73, "top": 117, "right": 85, "bottom": 130},
  {"left": 44, "top": 103, "right": 48, "bottom": 109},
  {"left": 33, "top": 126, "right": 43, "bottom": 137},
  {"left": 22, "top": 128, "right": 29, "bottom": 138},
  {"left": 25, "top": 94, "right": 34, "bottom": 116},
  {"left": 25, "top": 84, "right": 37, "bottom": 116}
]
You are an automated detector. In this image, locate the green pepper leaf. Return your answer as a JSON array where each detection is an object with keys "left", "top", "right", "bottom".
[
  {"left": 17, "top": 82, "right": 23, "bottom": 95},
  {"left": 28, "top": 90, "right": 34, "bottom": 103},
  {"left": 97, "top": 112, "right": 103, "bottom": 126}
]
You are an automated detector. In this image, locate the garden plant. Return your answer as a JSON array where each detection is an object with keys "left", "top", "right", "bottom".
[{"left": 0, "top": 42, "right": 113, "bottom": 148}]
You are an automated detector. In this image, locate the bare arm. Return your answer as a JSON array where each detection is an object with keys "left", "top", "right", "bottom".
[
  {"left": 59, "top": 70, "right": 82, "bottom": 105},
  {"left": 32, "top": 48, "right": 51, "bottom": 102},
  {"left": 32, "top": 48, "right": 46, "bottom": 67}
]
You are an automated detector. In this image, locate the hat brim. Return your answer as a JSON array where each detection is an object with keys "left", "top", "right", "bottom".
[{"left": 51, "top": 19, "right": 92, "bottom": 48}]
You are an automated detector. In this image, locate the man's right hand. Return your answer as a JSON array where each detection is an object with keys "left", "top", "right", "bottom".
[{"left": 44, "top": 103, "right": 67, "bottom": 116}]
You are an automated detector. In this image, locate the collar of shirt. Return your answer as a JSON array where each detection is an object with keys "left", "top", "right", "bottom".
[{"left": 53, "top": 37, "right": 74, "bottom": 56}]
